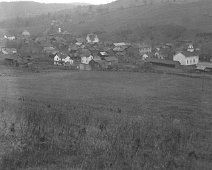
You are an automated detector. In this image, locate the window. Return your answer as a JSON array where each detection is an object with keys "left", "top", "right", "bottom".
[
  {"left": 193, "top": 59, "right": 195, "bottom": 63},
  {"left": 190, "top": 59, "right": 192, "bottom": 64},
  {"left": 187, "top": 60, "right": 188, "bottom": 64}
]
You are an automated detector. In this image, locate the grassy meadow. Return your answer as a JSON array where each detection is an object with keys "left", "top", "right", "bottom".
[{"left": 0, "top": 68, "right": 212, "bottom": 170}]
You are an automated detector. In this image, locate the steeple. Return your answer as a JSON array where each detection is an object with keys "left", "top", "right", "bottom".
[{"left": 187, "top": 44, "right": 194, "bottom": 52}]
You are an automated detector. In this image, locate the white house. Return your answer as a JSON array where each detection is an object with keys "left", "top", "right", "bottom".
[
  {"left": 4, "top": 35, "right": 15, "bottom": 40},
  {"left": 54, "top": 54, "right": 61, "bottom": 65},
  {"left": 113, "top": 42, "right": 130, "bottom": 52},
  {"left": 62, "top": 56, "right": 74, "bottom": 65},
  {"left": 81, "top": 55, "right": 94, "bottom": 64},
  {"left": 142, "top": 54, "right": 149, "bottom": 60},
  {"left": 22, "top": 30, "right": 30, "bottom": 37},
  {"left": 86, "top": 33, "right": 99, "bottom": 43},
  {"left": 1, "top": 48, "right": 17, "bottom": 55},
  {"left": 138, "top": 44, "right": 152, "bottom": 55},
  {"left": 173, "top": 51, "right": 199, "bottom": 66},
  {"left": 58, "top": 28, "right": 62, "bottom": 33},
  {"left": 75, "top": 42, "right": 83, "bottom": 46},
  {"left": 113, "top": 42, "right": 130, "bottom": 46},
  {"left": 2, "top": 48, "right": 9, "bottom": 55}
]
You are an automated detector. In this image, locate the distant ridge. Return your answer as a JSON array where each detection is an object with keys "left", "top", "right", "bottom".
[
  {"left": 0, "top": 1, "right": 90, "bottom": 21},
  {"left": 1, "top": 0, "right": 212, "bottom": 42}
]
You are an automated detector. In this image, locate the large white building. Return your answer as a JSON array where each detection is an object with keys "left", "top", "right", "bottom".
[
  {"left": 173, "top": 51, "right": 199, "bottom": 66},
  {"left": 173, "top": 44, "right": 199, "bottom": 66},
  {"left": 81, "top": 55, "right": 94, "bottom": 65}
]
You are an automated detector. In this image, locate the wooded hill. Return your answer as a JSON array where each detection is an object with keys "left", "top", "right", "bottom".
[
  {"left": 1, "top": 0, "right": 212, "bottom": 43},
  {"left": 0, "top": 1, "right": 89, "bottom": 21}
]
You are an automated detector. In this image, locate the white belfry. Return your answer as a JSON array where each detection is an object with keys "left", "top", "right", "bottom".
[{"left": 54, "top": 55, "right": 61, "bottom": 65}]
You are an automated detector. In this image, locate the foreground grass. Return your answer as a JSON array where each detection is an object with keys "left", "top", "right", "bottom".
[
  {"left": 0, "top": 99, "right": 212, "bottom": 170},
  {"left": 0, "top": 71, "right": 212, "bottom": 169}
]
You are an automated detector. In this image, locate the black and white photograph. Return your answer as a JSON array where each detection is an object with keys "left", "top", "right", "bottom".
[{"left": 0, "top": 0, "right": 212, "bottom": 169}]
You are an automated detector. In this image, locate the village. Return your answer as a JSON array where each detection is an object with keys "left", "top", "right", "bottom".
[
  {"left": 1, "top": 23, "right": 212, "bottom": 74},
  {"left": 1, "top": 0, "right": 212, "bottom": 169}
]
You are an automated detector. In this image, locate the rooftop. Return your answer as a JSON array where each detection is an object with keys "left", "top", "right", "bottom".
[
  {"left": 178, "top": 51, "right": 199, "bottom": 58},
  {"left": 99, "top": 52, "right": 108, "bottom": 56},
  {"left": 197, "top": 62, "right": 212, "bottom": 69},
  {"left": 104, "top": 56, "right": 118, "bottom": 62},
  {"left": 113, "top": 42, "right": 130, "bottom": 47}
]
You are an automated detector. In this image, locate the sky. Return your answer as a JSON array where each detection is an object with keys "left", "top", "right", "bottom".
[{"left": 0, "top": 0, "right": 116, "bottom": 5}]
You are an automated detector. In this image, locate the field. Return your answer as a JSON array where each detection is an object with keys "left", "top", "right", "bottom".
[{"left": 0, "top": 67, "right": 212, "bottom": 169}]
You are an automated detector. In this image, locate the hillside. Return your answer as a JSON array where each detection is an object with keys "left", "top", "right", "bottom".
[
  {"left": 1, "top": 0, "right": 212, "bottom": 42},
  {"left": 0, "top": 1, "right": 89, "bottom": 21},
  {"left": 104, "top": 0, "right": 199, "bottom": 9},
  {"left": 64, "top": 0, "right": 212, "bottom": 41}
]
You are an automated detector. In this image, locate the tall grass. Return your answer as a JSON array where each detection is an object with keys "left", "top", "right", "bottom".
[{"left": 0, "top": 101, "right": 212, "bottom": 170}]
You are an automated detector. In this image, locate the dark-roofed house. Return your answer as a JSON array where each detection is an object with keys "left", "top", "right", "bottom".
[
  {"left": 98, "top": 51, "right": 109, "bottom": 59},
  {"left": 173, "top": 51, "right": 199, "bottom": 66},
  {"left": 104, "top": 56, "right": 118, "bottom": 66},
  {"left": 93, "top": 55, "right": 102, "bottom": 61},
  {"left": 76, "top": 37, "right": 86, "bottom": 44},
  {"left": 63, "top": 31, "right": 70, "bottom": 35},
  {"left": 89, "top": 59, "right": 108, "bottom": 70},
  {"left": 43, "top": 47, "right": 59, "bottom": 56},
  {"left": 196, "top": 62, "right": 212, "bottom": 72},
  {"left": 2, "top": 54, "right": 19, "bottom": 66},
  {"left": 155, "top": 47, "right": 174, "bottom": 60}
]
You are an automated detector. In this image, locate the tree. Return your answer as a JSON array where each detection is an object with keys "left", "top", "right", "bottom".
[
  {"left": 88, "top": 5, "right": 93, "bottom": 12},
  {"left": 116, "top": 29, "right": 133, "bottom": 41},
  {"left": 25, "top": 20, "right": 29, "bottom": 27},
  {"left": 143, "top": 0, "right": 147, "bottom": 5}
]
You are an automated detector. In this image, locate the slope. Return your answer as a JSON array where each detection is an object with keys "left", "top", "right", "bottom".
[
  {"left": 0, "top": 1, "right": 89, "bottom": 21},
  {"left": 66, "top": 0, "right": 212, "bottom": 41},
  {"left": 1, "top": 0, "right": 212, "bottom": 42}
]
